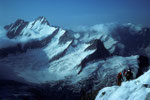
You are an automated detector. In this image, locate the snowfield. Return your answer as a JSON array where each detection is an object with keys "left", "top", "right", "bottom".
[
  {"left": 95, "top": 68, "right": 150, "bottom": 100},
  {"left": 0, "top": 17, "right": 150, "bottom": 100}
]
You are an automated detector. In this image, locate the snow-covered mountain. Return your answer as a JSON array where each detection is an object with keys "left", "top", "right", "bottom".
[{"left": 0, "top": 17, "right": 150, "bottom": 100}]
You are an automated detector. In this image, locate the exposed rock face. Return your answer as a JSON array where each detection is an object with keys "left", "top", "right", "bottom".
[
  {"left": 33, "top": 16, "right": 50, "bottom": 26},
  {"left": 4, "top": 16, "right": 50, "bottom": 39},
  {"left": 4, "top": 19, "right": 28, "bottom": 39},
  {"left": 79, "top": 39, "right": 110, "bottom": 74},
  {"left": 112, "top": 26, "right": 150, "bottom": 57},
  {"left": 58, "top": 30, "right": 74, "bottom": 45},
  {"left": 137, "top": 55, "right": 149, "bottom": 77},
  {"left": 0, "top": 17, "right": 150, "bottom": 100}
]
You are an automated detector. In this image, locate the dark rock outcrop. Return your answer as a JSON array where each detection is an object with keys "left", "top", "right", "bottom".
[
  {"left": 137, "top": 55, "right": 149, "bottom": 77},
  {"left": 78, "top": 39, "right": 110, "bottom": 74},
  {"left": 49, "top": 40, "right": 73, "bottom": 62},
  {"left": 112, "top": 26, "right": 150, "bottom": 57},
  {"left": 59, "top": 31, "right": 74, "bottom": 45},
  {"left": 4, "top": 19, "right": 28, "bottom": 39},
  {"left": 4, "top": 16, "right": 50, "bottom": 39},
  {"left": 34, "top": 16, "right": 50, "bottom": 26}
]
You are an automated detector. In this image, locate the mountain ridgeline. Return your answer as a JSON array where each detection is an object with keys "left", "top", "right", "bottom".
[{"left": 0, "top": 17, "right": 150, "bottom": 100}]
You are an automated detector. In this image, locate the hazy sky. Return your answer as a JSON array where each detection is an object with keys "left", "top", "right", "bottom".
[{"left": 0, "top": 0, "right": 150, "bottom": 28}]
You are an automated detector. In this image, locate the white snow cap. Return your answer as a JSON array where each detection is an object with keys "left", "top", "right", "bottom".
[{"left": 0, "top": 17, "right": 57, "bottom": 49}]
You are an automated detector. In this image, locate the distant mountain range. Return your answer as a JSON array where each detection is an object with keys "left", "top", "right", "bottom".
[{"left": 0, "top": 16, "right": 149, "bottom": 100}]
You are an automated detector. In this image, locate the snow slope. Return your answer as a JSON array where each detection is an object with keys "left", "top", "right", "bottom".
[
  {"left": 95, "top": 68, "right": 150, "bottom": 100},
  {"left": 0, "top": 17, "right": 150, "bottom": 100},
  {"left": 19, "top": 17, "right": 56, "bottom": 41},
  {"left": 0, "top": 17, "right": 96, "bottom": 83},
  {"left": 1, "top": 17, "right": 149, "bottom": 83},
  {"left": 0, "top": 17, "right": 57, "bottom": 49}
]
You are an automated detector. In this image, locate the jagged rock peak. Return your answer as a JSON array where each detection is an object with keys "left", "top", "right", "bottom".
[
  {"left": 4, "top": 19, "right": 28, "bottom": 31},
  {"left": 34, "top": 16, "right": 50, "bottom": 25},
  {"left": 15, "top": 19, "right": 27, "bottom": 24},
  {"left": 4, "top": 19, "right": 28, "bottom": 39}
]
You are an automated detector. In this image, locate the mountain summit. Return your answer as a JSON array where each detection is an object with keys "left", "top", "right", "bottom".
[
  {"left": 4, "top": 16, "right": 50, "bottom": 39},
  {"left": 0, "top": 17, "right": 150, "bottom": 100},
  {"left": 35, "top": 16, "right": 50, "bottom": 25}
]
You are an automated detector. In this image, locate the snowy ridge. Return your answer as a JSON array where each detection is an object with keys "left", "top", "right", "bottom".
[
  {"left": 72, "top": 55, "right": 139, "bottom": 85},
  {"left": 48, "top": 43, "right": 96, "bottom": 78},
  {"left": 4, "top": 16, "right": 51, "bottom": 39},
  {"left": 43, "top": 28, "right": 72, "bottom": 60},
  {"left": 0, "top": 17, "right": 150, "bottom": 100},
  {"left": 95, "top": 68, "right": 150, "bottom": 100},
  {"left": 75, "top": 23, "right": 150, "bottom": 57},
  {"left": 1, "top": 17, "right": 57, "bottom": 49},
  {"left": 16, "top": 17, "right": 56, "bottom": 41},
  {"left": 100, "top": 34, "right": 118, "bottom": 53},
  {"left": 20, "top": 22, "right": 56, "bottom": 40}
]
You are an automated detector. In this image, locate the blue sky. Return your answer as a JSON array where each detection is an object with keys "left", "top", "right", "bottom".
[{"left": 0, "top": 0, "right": 150, "bottom": 28}]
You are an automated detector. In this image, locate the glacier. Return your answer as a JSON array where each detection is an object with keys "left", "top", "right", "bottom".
[{"left": 0, "top": 16, "right": 150, "bottom": 100}]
